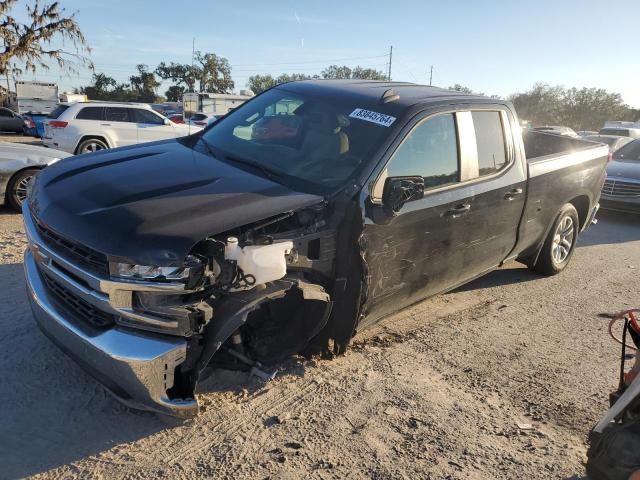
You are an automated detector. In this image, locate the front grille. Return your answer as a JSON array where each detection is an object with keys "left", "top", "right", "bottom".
[
  {"left": 602, "top": 179, "right": 640, "bottom": 197},
  {"left": 35, "top": 221, "right": 109, "bottom": 276},
  {"left": 42, "top": 273, "right": 116, "bottom": 328}
]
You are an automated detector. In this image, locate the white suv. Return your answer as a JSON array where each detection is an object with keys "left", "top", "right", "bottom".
[{"left": 43, "top": 102, "right": 201, "bottom": 154}]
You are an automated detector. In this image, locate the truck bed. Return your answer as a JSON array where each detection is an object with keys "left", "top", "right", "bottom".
[{"left": 514, "top": 130, "right": 609, "bottom": 262}]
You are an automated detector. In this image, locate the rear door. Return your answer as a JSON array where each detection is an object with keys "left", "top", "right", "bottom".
[
  {"left": 134, "top": 108, "right": 175, "bottom": 143},
  {"left": 104, "top": 107, "right": 138, "bottom": 146},
  {"left": 451, "top": 109, "right": 527, "bottom": 278}
]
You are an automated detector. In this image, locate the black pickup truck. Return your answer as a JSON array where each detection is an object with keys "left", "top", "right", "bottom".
[{"left": 24, "top": 80, "right": 608, "bottom": 417}]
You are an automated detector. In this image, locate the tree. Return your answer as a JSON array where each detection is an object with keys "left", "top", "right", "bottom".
[
  {"left": 246, "top": 73, "right": 316, "bottom": 94},
  {"left": 509, "top": 83, "right": 636, "bottom": 130},
  {"left": 194, "top": 52, "right": 234, "bottom": 93},
  {"left": 156, "top": 61, "right": 196, "bottom": 91},
  {"left": 79, "top": 72, "right": 133, "bottom": 101},
  {"left": 165, "top": 85, "right": 185, "bottom": 102},
  {"left": 247, "top": 74, "right": 276, "bottom": 94},
  {"left": 448, "top": 84, "right": 474, "bottom": 94},
  {"left": 321, "top": 65, "right": 386, "bottom": 80},
  {"left": 156, "top": 51, "right": 234, "bottom": 94},
  {"left": 0, "top": 0, "right": 92, "bottom": 77},
  {"left": 129, "top": 64, "right": 160, "bottom": 103}
]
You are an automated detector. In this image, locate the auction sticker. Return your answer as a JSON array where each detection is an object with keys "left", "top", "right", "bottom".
[{"left": 349, "top": 108, "right": 396, "bottom": 127}]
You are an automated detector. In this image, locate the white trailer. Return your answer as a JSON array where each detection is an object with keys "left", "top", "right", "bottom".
[
  {"left": 15, "top": 81, "right": 59, "bottom": 114},
  {"left": 183, "top": 91, "right": 254, "bottom": 118}
]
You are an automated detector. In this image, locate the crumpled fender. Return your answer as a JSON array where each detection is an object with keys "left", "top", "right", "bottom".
[{"left": 196, "top": 277, "right": 331, "bottom": 374}]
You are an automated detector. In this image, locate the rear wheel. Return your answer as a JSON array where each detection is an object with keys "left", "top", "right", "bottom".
[
  {"left": 76, "top": 137, "right": 108, "bottom": 154},
  {"left": 6, "top": 168, "right": 39, "bottom": 211},
  {"left": 529, "top": 203, "right": 579, "bottom": 275}
]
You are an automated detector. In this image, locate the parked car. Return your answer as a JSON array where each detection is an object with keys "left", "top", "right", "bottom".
[
  {"left": 168, "top": 114, "right": 184, "bottom": 124},
  {"left": 0, "top": 107, "right": 29, "bottom": 134},
  {"left": 24, "top": 80, "right": 608, "bottom": 418},
  {"left": 0, "top": 142, "right": 70, "bottom": 210},
  {"left": 533, "top": 125, "right": 579, "bottom": 137},
  {"left": 186, "top": 111, "right": 218, "bottom": 127},
  {"left": 599, "top": 127, "right": 640, "bottom": 139},
  {"left": 583, "top": 134, "right": 634, "bottom": 153},
  {"left": 600, "top": 139, "right": 640, "bottom": 213},
  {"left": 42, "top": 102, "right": 200, "bottom": 154}
]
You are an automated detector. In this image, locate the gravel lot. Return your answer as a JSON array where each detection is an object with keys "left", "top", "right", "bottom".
[{"left": 0, "top": 203, "right": 638, "bottom": 479}]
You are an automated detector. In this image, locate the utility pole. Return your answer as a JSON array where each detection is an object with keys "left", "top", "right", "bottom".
[
  {"left": 388, "top": 45, "right": 393, "bottom": 81},
  {"left": 429, "top": 65, "right": 433, "bottom": 86},
  {"left": 191, "top": 37, "right": 195, "bottom": 93}
]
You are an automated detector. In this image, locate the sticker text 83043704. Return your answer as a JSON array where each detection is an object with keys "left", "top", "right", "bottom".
[{"left": 349, "top": 108, "right": 396, "bottom": 127}]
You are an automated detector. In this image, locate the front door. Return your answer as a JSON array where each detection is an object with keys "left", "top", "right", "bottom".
[
  {"left": 134, "top": 109, "right": 175, "bottom": 143},
  {"left": 104, "top": 107, "right": 139, "bottom": 147},
  {"left": 361, "top": 111, "right": 470, "bottom": 324}
]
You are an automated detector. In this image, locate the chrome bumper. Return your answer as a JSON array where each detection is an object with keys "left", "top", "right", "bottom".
[
  {"left": 22, "top": 202, "right": 199, "bottom": 417},
  {"left": 25, "top": 249, "right": 198, "bottom": 418},
  {"left": 585, "top": 202, "right": 600, "bottom": 228}
]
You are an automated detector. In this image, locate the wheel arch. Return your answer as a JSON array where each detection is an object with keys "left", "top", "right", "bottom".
[
  {"left": 74, "top": 135, "right": 111, "bottom": 154},
  {"left": 4, "top": 165, "right": 44, "bottom": 206},
  {"left": 567, "top": 194, "right": 591, "bottom": 231}
]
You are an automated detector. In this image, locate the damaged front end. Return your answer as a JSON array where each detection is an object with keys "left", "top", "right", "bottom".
[{"left": 24, "top": 202, "right": 340, "bottom": 418}]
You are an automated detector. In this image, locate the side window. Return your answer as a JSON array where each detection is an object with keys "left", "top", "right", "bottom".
[
  {"left": 471, "top": 111, "right": 507, "bottom": 176},
  {"left": 384, "top": 113, "right": 459, "bottom": 191},
  {"left": 134, "top": 109, "right": 164, "bottom": 125},
  {"left": 0, "top": 109, "right": 12, "bottom": 117},
  {"left": 105, "top": 107, "right": 134, "bottom": 123},
  {"left": 76, "top": 107, "right": 104, "bottom": 121}
]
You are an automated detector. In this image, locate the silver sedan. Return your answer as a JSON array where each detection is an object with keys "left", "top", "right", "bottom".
[{"left": 0, "top": 142, "right": 71, "bottom": 210}]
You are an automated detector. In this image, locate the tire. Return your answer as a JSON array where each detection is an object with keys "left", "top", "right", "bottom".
[
  {"left": 6, "top": 168, "right": 39, "bottom": 211},
  {"left": 529, "top": 203, "right": 579, "bottom": 275},
  {"left": 76, "top": 137, "right": 108, "bottom": 155},
  {"left": 587, "top": 424, "right": 640, "bottom": 480}
]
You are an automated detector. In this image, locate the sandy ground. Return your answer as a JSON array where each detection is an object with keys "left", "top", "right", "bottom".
[{"left": 0, "top": 205, "right": 639, "bottom": 479}]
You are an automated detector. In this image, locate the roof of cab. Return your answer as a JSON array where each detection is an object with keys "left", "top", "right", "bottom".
[{"left": 277, "top": 79, "right": 489, "bottom": 108}]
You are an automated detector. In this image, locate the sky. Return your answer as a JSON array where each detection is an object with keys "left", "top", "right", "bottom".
[{"left": 11, "top": 0, "right": 640, "bottom": 107}]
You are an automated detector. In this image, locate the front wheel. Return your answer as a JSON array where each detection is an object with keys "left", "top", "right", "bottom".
[
  {"left": 76, "top": 138, "right": 108, "bottom": 154},
  {"left": 529, "top": 203, "right": 579, "bottom": 275},
  {"left": 6, "top": 168, "right": 39, "bottom": 211}
]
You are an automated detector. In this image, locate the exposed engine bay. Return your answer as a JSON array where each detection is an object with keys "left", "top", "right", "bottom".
[{"left": 157, "top": 203, "right": 348, "bottom": 406}]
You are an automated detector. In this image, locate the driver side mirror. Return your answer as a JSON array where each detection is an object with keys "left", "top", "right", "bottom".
[{"left": 382, "top": 176, "right": 425, "bottom": 212}]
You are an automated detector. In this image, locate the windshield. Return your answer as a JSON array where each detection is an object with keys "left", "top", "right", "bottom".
[
  {"left": 198, "top": 88, "right": 394, "bottom": 193},
  {"left": 613, "top": 139, "right": 640, "bottom": 161}
]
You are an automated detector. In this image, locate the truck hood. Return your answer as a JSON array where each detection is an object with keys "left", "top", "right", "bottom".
[
  {"left": 30, "top": 139, "right": 323, "bottom": 265},
  {"left": 607, "top": 159, "right": 640, "bottom": 181}
]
